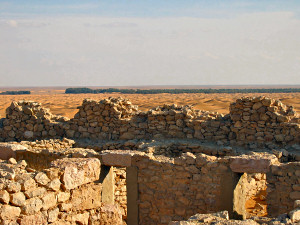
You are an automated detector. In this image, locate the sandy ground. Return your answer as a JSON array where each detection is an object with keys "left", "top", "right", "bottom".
[{"left": 0, "top": 88, "right": 300, "bottom": 118}]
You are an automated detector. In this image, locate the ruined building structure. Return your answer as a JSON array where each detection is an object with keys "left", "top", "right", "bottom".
[{"left": 0, "top": 96, "right": 299, "bottom": 224}]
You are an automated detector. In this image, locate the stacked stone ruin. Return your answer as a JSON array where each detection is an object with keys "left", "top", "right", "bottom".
[
  {"left": 0, "top": 96, "right": 299, "bottom": 148},
  {"left": 0, "top": 96, "right": 299, "bottom": 225}
]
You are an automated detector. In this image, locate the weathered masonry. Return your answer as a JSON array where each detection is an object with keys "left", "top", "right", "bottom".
[
  {"left": 0, "top": 96, "right": 299, "bottom": 147},
  {"left": 0, "top": 96, "right": 299, "bottom": 224},
  {"left": 0, "top": 142, "right": 300, "bottom": 225}
]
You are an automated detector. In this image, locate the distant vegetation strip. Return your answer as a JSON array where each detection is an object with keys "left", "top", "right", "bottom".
[
  {"left": 0, "top": 91, "right": 31, "bottom": 95},
  {"left": 65, "top": 88, "right": 300, "bottom": 94}
]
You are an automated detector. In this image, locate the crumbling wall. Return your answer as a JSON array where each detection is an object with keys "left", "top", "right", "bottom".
[
  {"left": 0, "top": 96, "right": 299, "bottom": 148},
  {"left": 0, "top": 157, "right": 122, "bottom": 224},
  {"left": 267, "top": 162, "right": 300, "bottom": 216},
  {"left": 0, "top": 101, "right": 68, "bottom": 141},
  {"left": 230, "top": 96, "right": 300, "bottom": 146}
]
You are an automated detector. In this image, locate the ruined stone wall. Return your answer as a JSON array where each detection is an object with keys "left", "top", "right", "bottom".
[
  {"left": 0, "top": 157, "right": 122, "bottom": 224},
  {"left": 131, "top": 153, "right": 235, "bottom": 225},
  {"left": 0, "top": 96, "right": 299, "bottom": 147},
  {"left": 267, "top": 162, "right": 300, "bottom": 217},
  {"left": 0, "top": 101, "right": 68, "bottom": 142},
  {"left": 230, "top": 96, "right": 300, "bottom": 147}
]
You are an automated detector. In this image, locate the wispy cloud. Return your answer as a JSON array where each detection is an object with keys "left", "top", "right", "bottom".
[{"left": 0, "top": 11, "right": 300, "bottom": 86}]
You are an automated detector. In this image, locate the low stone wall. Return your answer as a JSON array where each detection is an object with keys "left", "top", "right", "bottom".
[
  {"left": 0, "top": 157, "right": 122, "bottom": 224},
  {"left": 0, "top": 96, "right": 299, "bottom": 148}
]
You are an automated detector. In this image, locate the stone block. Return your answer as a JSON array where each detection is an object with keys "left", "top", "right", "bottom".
[
  {"left": 0, "top": 190, "right": 10, "bottom": 204},
  {"left": 19, "top": 213, "right": 47, "bottom": 225},
  {"left": 101, "top": 151, "right": 133, "bottom": 167},
  {"left": 289, "top": 209, "right": 300, "bottom": 222},
  {"left": 41, "top": 192, "right": 56, "bottom": 210},
  {"left": 69, "top": 183, "right": 102, "bottom": 211},
  {"left": 89, "top": 204, "right": 122, "bottom": 225},
  {"left": 10, "top": 192, "right": 26, "bottom": 206},
  {"left": 23, "top": 197, "right": 43, "bottom": 215},
  {"left": 51, "top": 158, "right": 101, "bottom": 190},
  {"left": 230, "top": 153, "right": 278, "bottom": 173},
  {"left": 0, "top": 205, "right": 21, "bottom": 220},
  {"left": 0, "top": 143, "right": 27, "bottom": 160},
  {"left": 34, "top": 172, "right": 50, "bottom": 186}
]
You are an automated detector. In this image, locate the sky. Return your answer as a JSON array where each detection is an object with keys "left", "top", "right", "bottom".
[{"left": 0, "top": 0, "right": 300, "bottom": 87}]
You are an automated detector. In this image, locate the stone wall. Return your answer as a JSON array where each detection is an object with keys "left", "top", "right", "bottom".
[
  {"left": 267, "top": 162, "right": 300, "bottom": 217},
  {"left": 0, "top": 96, "right": 298, "bottom": 148},
  {"left": 114, "top": 167, "right": 127, "bottom": 223},
  {"left": 131, "top": 152, "right": 235, "bottom": 225},
  {"left": 230, "top": 96, "right": 300, "bottom": 147},
  {"left": 0, "top": 157, "right": 122, "bottom": 224},
  {"left": 1, "top": 143, "right": 300, "bottom": 225}
]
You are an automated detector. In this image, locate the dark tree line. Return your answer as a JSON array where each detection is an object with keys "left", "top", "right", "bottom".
[
  {"left": 65, "top": 87, "right": 300, "bottom": 94},
  {"left": 0, "top": 91, "right": 31, "bottom": 95}
]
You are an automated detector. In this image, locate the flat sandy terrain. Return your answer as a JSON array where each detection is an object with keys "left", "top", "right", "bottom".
[{"left": 0, "top": 88, "right": 299, "bottom": 118}]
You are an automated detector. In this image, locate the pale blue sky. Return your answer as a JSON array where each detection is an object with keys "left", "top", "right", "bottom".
[{"left": 0, "top": 1, "right": 300, "bottom": 86}]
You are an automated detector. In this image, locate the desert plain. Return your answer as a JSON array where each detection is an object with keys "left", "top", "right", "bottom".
[{"left": 0, "top": 87, "right": 300, "bottom": 118}]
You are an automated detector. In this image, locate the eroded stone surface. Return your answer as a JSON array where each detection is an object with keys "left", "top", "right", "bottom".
[
  {"left": 51, "top": 158, "right": 101, "bottom": 189},
  {"left": 230, "top": 153, "right": 279, "bottom": 173}
]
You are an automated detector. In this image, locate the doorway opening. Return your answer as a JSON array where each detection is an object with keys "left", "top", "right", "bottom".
[{"left": 233, "top": 173, "right": 267, "bottom": 219}]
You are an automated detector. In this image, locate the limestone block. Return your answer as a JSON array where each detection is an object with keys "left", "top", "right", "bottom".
[
  {"left": 101, "top": 151, "right": 133, "bottom": 167},
  {"left": 19, "top": 213, "right": 47, "bottom": 225},
  {"left": 47, "top": 178, "right": 61, "bottom": 191},
  {"left": 10, "top": 192, "right": 26, "bottom": 206},
  {"left": 0, "top": 143, "right": 27, "bottom": 160},
  {"left": 48, "top": 207, "right": 59, "bottom": 223},
  {"left": 60, "top": 212, "right": 89, "bottom": 225},
  {"left": 6, "top": 181, "right": 21, "bottom": 193},
  {"left": 230, "top": 153, "right": 278, "bottom": 173},
  {"left": 0, "top": 205, "right": 21, "bottom": 220},
  {"left": 25, "top": 187, "right": 46, "bottom": 198},
  {"left": 51, "top": 158, "right": 101, "bottom": 190},
  {"left": 89, "top": 204, "right": 123, "bottom": 225},
  {"left": 59, "top": 203, "right": 72, "bottom": 212},
  {"left": 69, "top": 183, "right": 102, "bottom": 211},
  {"left": 289, "top": 209, "right": 300, "bottom": 222},
  {"left": 23, "top": 197, "right": 43, "bottom": 215},
  {"left": 57, "top": 192, "right": 70, "bottom": 203},
  {"left": 34, "top": 172, "right": 50, "bottom": 186},
  {"left": 0, "top": 190, "right": 10, "bottom": 204},
  {"left": 15, "top": 175, "right": 36, "bottom": 191},
  {"left": 41, "top": 192, "right": 57, "bottom": 210}
]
